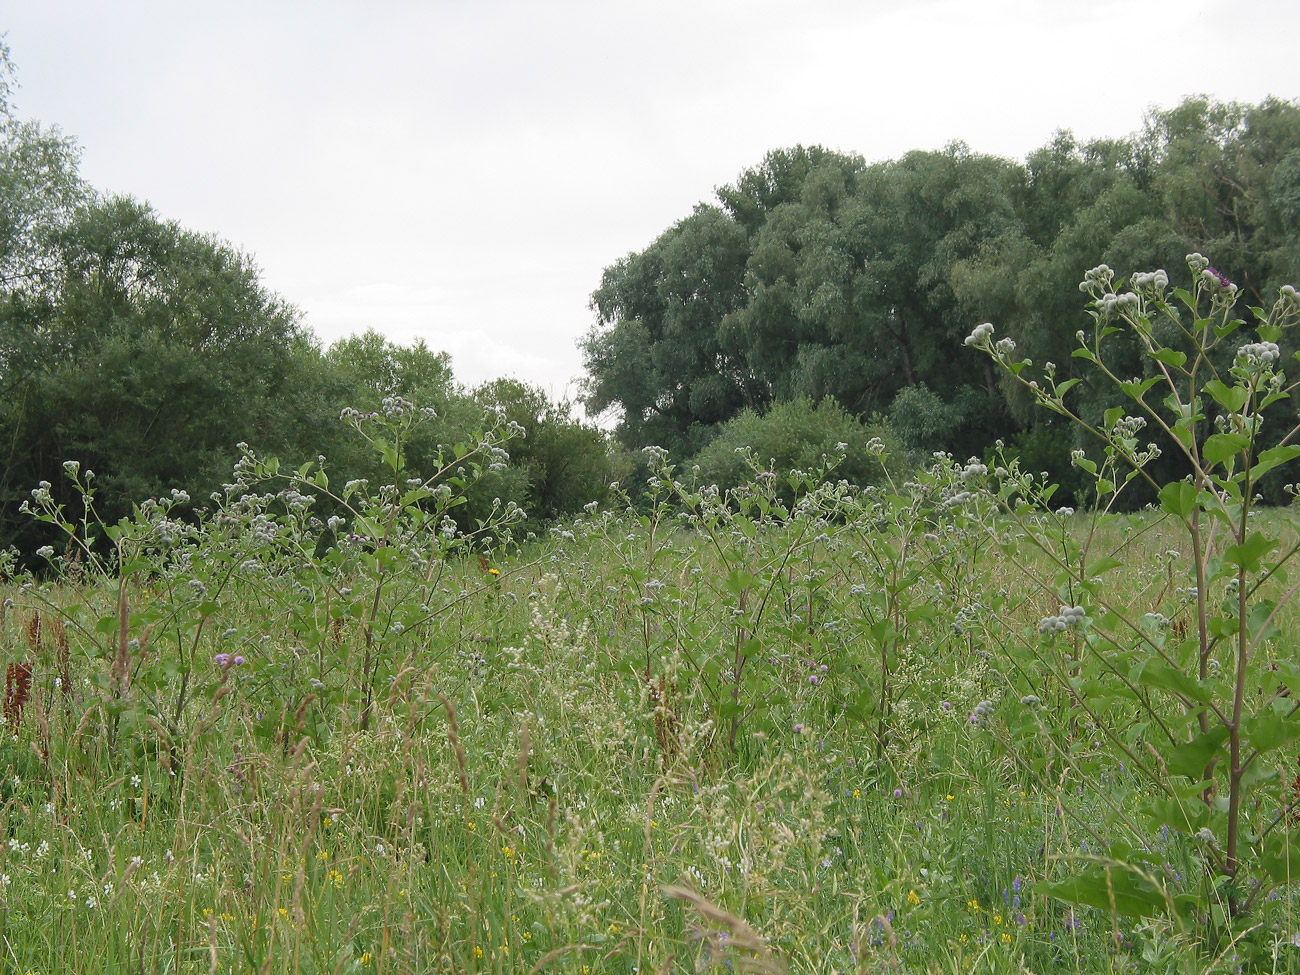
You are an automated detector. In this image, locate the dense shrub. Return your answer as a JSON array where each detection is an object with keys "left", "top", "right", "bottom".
[{"left": 691, "top": 395, "right": 895, "bottom": 499}]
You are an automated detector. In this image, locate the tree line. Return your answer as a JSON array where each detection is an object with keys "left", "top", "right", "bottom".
[
  {"left": 0, "top": 47, "right": 608, "bottom": 557},
  {"left": 6, "top": 30, "right": 1299, "bottom": 559},
  {"left": 581, "top": 96, "right": 1300, "bottom": 501}
]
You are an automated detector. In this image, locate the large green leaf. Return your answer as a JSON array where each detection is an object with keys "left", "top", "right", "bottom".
[
  {"left": 1260, "top": 834, "right": 1300, "bottom": 884},
  {"left": 1202, "top": 433, "right": 1251, "bottom": 465},
  {"left": 1131, "top": 656, "right": 1212, "bottom": 705},
  {"left": 1167, "top": 726, "right": 1230, "bottom": 780},
  {"left": 1140, "top": 795, "right": 1210, "bottom": 833},
  {"left": 1203, "top": 380, "right": 1248, "bottom": 413},
  {"left": 1085, "top": 557, "right": 1124, "bottom": 578},
  {"left": 1245, "top": 709, "right": 1300, "bottom": 756},
  {"left": 1158, "top": 481, "right": 1197, "bottom": 518},
  {"left": 1250, "top": 444, "right": 1300, "bottom": 481},
  {"left": 1043, "top": 865, "right": 1170, "bottom": 917},
  {"left": 1223, "top": 532, "right": 1277, "bottom": 572},
  {"left": 1150, "top": 347, "right": 1187, "bottom": 368},
  {"left": 1120, "top": 377, "right": 1162, "bottom": 399}
]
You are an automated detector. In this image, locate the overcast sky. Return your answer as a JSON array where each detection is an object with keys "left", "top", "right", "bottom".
[{"left": 3, "top": 0, "right": 1298, "bottom": 412}]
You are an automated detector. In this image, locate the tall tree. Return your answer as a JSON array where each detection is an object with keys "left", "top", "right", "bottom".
[
  {"left": 0, "top": 41, "right": 87, "bottom": 294},
  {"left": 0, "top": 196, "right": 302, "bottom": 548},
  {"left": 584, "top": 203, "right": 750, "bottom": 453},
  {"left": 584, "top": 143, "right": 1021, "bottom": 457}
]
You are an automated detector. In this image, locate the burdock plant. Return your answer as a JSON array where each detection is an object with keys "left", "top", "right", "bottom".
[{"left": 965, "top": 256, "right": 1300, "bottom": 936}]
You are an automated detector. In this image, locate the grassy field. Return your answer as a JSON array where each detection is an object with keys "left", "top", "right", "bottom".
[{"left": 3, "top": 451, "right": 1300, "bottom": 975}]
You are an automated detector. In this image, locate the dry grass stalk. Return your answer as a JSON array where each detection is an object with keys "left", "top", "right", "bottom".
[
  {"left": 1287, "top": 755, "right": 1300, "bottom": 826},
  {"left": 439, "top": 693, "right": 469, "bottom": 797},
  {"left": 524, "top": 944, "right": 601, "bottom": 975},
  {"left": 63, "top": 534, "right": 83, "bottom": 584},
  {"left": 514, "top": 722, "right": 531, "bottom": 793},
  {"left": 661, "top": 884, "right": 788, "bottom": 974},
  {"left": 644, "top": 667, "right": 681, "bottom": 768},
  {"left": 855, "top": 911, "right": 900, "bottom": 973},
  {"left": 113, "top": 580, "right": 132, "bottom": 697}
]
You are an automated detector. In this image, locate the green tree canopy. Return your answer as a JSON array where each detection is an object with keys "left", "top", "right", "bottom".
[
  {"left": 0, "top": 196, "right": 303, "bottom": 547},
  {"left": 583, "top": 97, "right": 1300, "bottom": 496}
]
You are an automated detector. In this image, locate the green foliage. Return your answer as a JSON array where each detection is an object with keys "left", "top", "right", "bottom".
[
  {"left": 11, "top": 400, "right": 1300, "bottom": 970},
  {"left": 0, "top": 47, "right": 604, "bottom": 556},
  {"left": 22, "top": 396, "right": 525, "bottom": 737},
  {"left": 585, "top": 98, "right": 1300, "bottom": 484},
  {"left": 0, "top": 40, "right": 87, "bottom": 291},
  {"left": 691, "top": 395, "right": 892, "bottom": 500},
  {"left": 0, "top": 196, "right": 303, "bottom": 553},
  {"left": 887, "top": 383, "right": 992, "bottom": 455},
  {"left": 470, "top": 378, "right": 611, "bottom": 525},
  {"left": 996, "top": 422, "right": 1090, "bottom": 508},
  {"left": 584, "top": 203, "right": 752, "bottom": 455},
  {"left": 583, "top": 143, "right": 1015, "bottom": 457},
  {"left": 965, "top": 255, "right": 1300, "bottom": 948}
]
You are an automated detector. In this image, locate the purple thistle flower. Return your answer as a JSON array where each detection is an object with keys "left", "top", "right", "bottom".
[{"left": 214, "top": 653, "right": 231, "bottom": 667}]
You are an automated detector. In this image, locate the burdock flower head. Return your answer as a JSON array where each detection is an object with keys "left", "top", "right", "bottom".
[
  {"left": 1131, "top": 269, "right": 1169, "bottom": 294},
  {"left": 964, "top": 322, "right": 995, "bottom": 348},
  {"left": 1235, "top": 341, "right": 1280, "bottom": 378},
  {"left": 1202, "top": 266, "right": 1236, "bottom": 294},
  {"left": 1079, "top": 264, "right": 1115, "bottom": 292}
]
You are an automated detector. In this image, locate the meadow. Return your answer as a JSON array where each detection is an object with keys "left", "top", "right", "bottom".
[
  {"left": 5, "top": 262, "right": 1300, "bottom": 974},
  {"left": 2, "top": 431, "right": 1300, "bottom": 975}
]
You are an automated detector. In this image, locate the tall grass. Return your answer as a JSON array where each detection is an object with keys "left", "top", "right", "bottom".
[{"left": 4, "top": 487, "right": 1299, "bottom": 973}]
